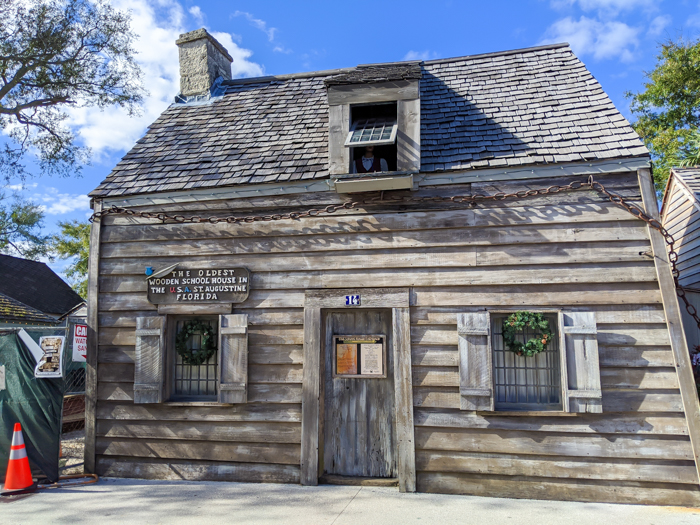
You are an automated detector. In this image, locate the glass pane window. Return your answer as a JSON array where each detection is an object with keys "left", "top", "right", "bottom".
[
  {"left": 491, "top": 314, "right": 562, "bottom": 411},
  {"left": 173, "top": 318, "right": 218, "bottom": 400},
  {"left": 345, "top": 117, "right": 398, "bottom": 146}
]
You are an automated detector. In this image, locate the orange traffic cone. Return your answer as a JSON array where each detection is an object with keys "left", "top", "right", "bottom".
[{"left": 2, "top": 423, "right": 36, "bottom": 495}]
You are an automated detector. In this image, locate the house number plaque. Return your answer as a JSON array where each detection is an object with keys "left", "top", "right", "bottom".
[
  {"left": 147, "top": 267, "right": 250, "bottom": 304},
  {"left": 333, "top": 335, "right": 386, "bottom": 378}
]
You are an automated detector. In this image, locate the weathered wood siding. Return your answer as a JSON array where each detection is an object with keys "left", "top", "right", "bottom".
[
  {"left": 662, "top": 176, "right": 700, "bottom": 289},
  {"left": 661, "top": 175, "right": 700, "bottom": 353},
  {"left": 93, "top": 171, "right": 700, "bottom": 504}
]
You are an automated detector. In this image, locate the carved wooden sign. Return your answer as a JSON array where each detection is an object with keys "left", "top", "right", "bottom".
[{"left": 146, "top": 266, "right": 250, "bottom": 304}]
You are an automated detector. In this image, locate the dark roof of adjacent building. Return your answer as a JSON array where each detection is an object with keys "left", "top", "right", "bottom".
[
  {"left": 0, "top": 293, "right": 59, "bottom": 325},
  {"left": 90, "top": 42, "right": 649, "bottom": 198},
  {"left": 0, "top": 254, "right": 84, "bottom": 316}
]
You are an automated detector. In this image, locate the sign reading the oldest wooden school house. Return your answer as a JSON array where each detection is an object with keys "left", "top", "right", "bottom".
[
  {"left": 84, "top": 27, "right": 700, "bottom": 506},
  {"left": 146, "top": 266, "right": 250, "bottom": 304}
]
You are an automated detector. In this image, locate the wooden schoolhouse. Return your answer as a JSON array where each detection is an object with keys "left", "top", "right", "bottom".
[{"left": 85, "top": 29, "right": 700, "bottom": 505}]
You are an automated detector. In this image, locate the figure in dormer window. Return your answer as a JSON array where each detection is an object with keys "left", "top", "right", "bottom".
[{"left": 352, "top": 145, "right": 388, "bottom": 174}]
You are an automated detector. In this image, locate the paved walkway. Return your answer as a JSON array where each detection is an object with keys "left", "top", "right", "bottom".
[{"left": 3, "top": 478, "right": 700, "bottom": 524}]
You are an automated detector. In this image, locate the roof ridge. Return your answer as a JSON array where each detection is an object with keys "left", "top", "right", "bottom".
[
  {"left": 422, "top": 42, "right": 571, "bottom": 65},
  {"left": 221, "top": 42, "right": 572, "bottom": 87}
]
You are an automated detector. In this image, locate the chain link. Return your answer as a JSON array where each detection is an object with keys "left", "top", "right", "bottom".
[{"left": 90, "top": 176, "right": 700, "bottom": 340}]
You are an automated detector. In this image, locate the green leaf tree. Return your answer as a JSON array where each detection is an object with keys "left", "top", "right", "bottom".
[
  {"left": 626, "top": 37, "right": 700, "bottom": 190},
  {"left": 52, "top": 219, "right": 89, "bottom": 298},
  {"left": 0, "top": 0, "right": 144, "bottom": 181},
  {"left": 0, "top": 194, "right": 51, "bottom": 259}
]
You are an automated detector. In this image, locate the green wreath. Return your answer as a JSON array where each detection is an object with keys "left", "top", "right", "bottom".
[
  {"left": 502, "top": 311, "right": 553, "bottom": 357},
  {"left": 175, "top": 320, "right": 216, "bottom": 366}
]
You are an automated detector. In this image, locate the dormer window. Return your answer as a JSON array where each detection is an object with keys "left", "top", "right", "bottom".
[
  {"left": 347, "top": 102, "right": 398, "bottom": 173},
  {"left": 325, "top": 63, "right": 421, "bottom": 179}
]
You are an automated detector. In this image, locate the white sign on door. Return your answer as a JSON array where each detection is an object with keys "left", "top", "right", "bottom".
[{"left": 72, "top": 324, "right": 87, "bottom": 362}]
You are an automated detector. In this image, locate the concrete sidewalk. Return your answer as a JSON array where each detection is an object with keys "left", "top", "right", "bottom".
[{"left": 2, "top": 478, "right": 700, "bottom": 524}]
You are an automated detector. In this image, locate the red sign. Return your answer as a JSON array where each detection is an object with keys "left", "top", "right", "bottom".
[{"left": 73, "top": 324, "right": 87, "bottom": 362}]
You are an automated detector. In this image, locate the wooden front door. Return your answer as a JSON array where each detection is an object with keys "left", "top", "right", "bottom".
[{"left": 322, "top": 309, "right": 396, "bottom": 478}]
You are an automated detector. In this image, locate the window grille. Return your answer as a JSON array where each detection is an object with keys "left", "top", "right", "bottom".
[
  {"left": 491, "top": 314, "right": 562, "bottom": 411},
  {"left": 173, "top": 318, "right": 218, "bottom": 400},
  {"left": 345, "top": 117, "right": 398, "bottom": 147}
]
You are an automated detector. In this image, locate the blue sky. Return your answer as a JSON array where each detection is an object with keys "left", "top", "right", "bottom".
[{"left": 6, "top": 0, "right": 700, "bottom": 277}]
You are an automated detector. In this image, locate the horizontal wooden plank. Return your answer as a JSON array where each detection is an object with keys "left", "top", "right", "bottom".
[
  {"left": 96, "top": 420, "right": 301, "bottom": 444},
  {"left": 599, "top": 347, "right": 675, "bottom": 367},
  {"left": 411, "top": 305, "right": 667, "bottom": 325},
  {"left": 412, "top": 346, "right": 458, "bottom": 367},
  {"left": 412, "top": 283, "right": 662, "bottom": 307},
  {"left": 100, "top": 222, "right": 648, "bottom": 259},
  {"left": 249, "top": 364, "right": 303, "bottom": 384},
  {"left": 250, "top": 345, "right": 304, "bottom": 365},
  {"left": 416, "top": 472, "right": 700, "bottom": 506},
  {"left": 414, "top": 387, "right": 460, "bottom": 409},
  {"left": 100, "top": 262, "right": 659, "bottom": 294},
  {"left": 98, "top": 345, "right": 304, "bottom": 366},
  {"left": 98, "top": 346, "right": 134, "bottom": 364},
  {"left": 97, "top": 382, "right": 302, "bottom": 404},
  {"left": 415, "top": 427, "right": 694, "bottom": 460},
  {"left": 97, "top": 438, "right": 300, "bottom": 465},
  {"left": 415, "top": 450, "right": 698, "bottom": 484},
  {"left": 413, "top": 367, "right": 459, "bottom": 387},
  {"left": 98, "top": 363, "right": 133, "bottom": 382},
  {"left": 96, "top": 456, "right": 299, "bottom": 484},
  {"left": 597, "top": 324, "right": 671, "bottom": 346},
  {"left": 98, "top": 309, "right": 305, "bottom": 328},
  {"left": 96, "top": 402, "right": 301, "bottom": 423},
  {"left": 249, "top": 326, "right": 304, "bottom": 346},
  {"left": 600, "top": 368, "right": 679, "bottom": 390},
  {"left": 99, "top": 242, "right": 651, "bottom": 278},
  {"left": 413, "top": 409, "right": 689, "bottom": 435},
  {"left": 248, "top": 384, "right": 302, "bottom": 404},
  {"left": 602, "top": 392, "right": 684, "bottom": 413}
]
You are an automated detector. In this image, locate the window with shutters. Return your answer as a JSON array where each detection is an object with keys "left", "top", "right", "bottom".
[
  {"left": 171, "top": 316, "right": 218, "bottom": 401},
  {"left": 457, "top": 310, "right": 603, "bottom": 414},
  {"left": 491, "top": 314, "right": 562, "bottom": 411}
]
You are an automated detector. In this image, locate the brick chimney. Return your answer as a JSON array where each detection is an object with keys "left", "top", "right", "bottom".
[{"left": 176, "top": 28, "right": 233, "bottom": 97}]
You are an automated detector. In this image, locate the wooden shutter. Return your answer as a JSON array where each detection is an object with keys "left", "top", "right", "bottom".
[
  {"left": 457, "top": 312, "right": 493, "bottom": 411},
  {"left": 134, "top": 316, "right": 165, "bottom": 404},
  {"left": 561, "top": 311, "right": 602, "bottom": 413},
  {"left": 218, "top": 314, "right": 248, "bottom": 403}
]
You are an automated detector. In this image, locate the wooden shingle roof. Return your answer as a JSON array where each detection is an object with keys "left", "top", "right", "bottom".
[
  {"left": 0, "top": 293, "right": 59, "bottom": 325},
  {"left": 90, "top": 43, "right": 648, "bottom": 199}
]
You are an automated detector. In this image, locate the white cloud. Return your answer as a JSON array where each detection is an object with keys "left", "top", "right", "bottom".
[
  {"left": 66, "top": 0, "right": 264, "bottom": 160},
  {"left": 403, "top": 50, "right": 439, "bottom": 61},
  {"left": 550, "top": 0, "right": 655, "bottom": 14},
  {"left": 5, "top": 182, "right": 38, "bottom": 192},
  {"left": 189, "top": 5, "right": 205, "bottom": 26},
  {"left": 232, "top": 11, "right": 276, "bottom": 42},
  {"left": 648, "top": 14, "right": 671, "bottom": 37},
  {"left": 540, "top": 16, "right": 640, "bottom": 62},
  {"left": 31, "top": 187, "right": 90, "bottom": 215},
  {"left": 273, "top": 45, "right": 293, "bottom": 54}
]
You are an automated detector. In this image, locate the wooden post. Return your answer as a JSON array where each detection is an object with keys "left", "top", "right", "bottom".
[
  {"left": 301, "top": 306, "right": 321, "bottom": 485},
  {"left": 84, "top": 200, "right": 102, "bottom": 474},
  {"left": 638, "top": 167, "right": 700, "bottom": 483},
  {"left": 392, "top": 307, "right": 416, "bottom": 492}
]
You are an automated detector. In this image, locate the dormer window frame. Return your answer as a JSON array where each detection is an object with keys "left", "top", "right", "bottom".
[
  {"left": 327, "top": 79, "right": 421, "bottom": 177},
  {"left": 345, "top": 116, "right": 399, "bottom": 148}
]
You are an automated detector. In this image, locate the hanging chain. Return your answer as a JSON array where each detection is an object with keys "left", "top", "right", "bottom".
[{"left": 90, "top": 176, "right": 700, "bottom": 344}]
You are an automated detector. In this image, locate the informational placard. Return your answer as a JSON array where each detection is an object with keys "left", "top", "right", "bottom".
[
  {"left": 147, "top": 267, "right": 250, "bottom": 304},
  {"left": 333, "top": 335, "right": 386, "bottom": 378},
  {"left": 34, "top": 336, "right": 65, "bottom": 378},
  {"left": 72, "top": 324, "right": 87, "bottom": 362}
]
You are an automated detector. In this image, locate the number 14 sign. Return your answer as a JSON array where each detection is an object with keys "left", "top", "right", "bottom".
[{"left": 345, "top": 295, "right": 361, "bottom": 306}]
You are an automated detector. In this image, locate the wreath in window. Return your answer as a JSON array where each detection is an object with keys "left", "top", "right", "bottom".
[
  {"left": 502, "top": 311, "right": 553, "bottom": 357},
  {"left": 175, "top": 320, "right": 216, "bottom": 366}
]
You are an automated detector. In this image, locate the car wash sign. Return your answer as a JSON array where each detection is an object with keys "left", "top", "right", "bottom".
[{"left": 146, "top": 265, "right": 250, "bottom": 305}]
